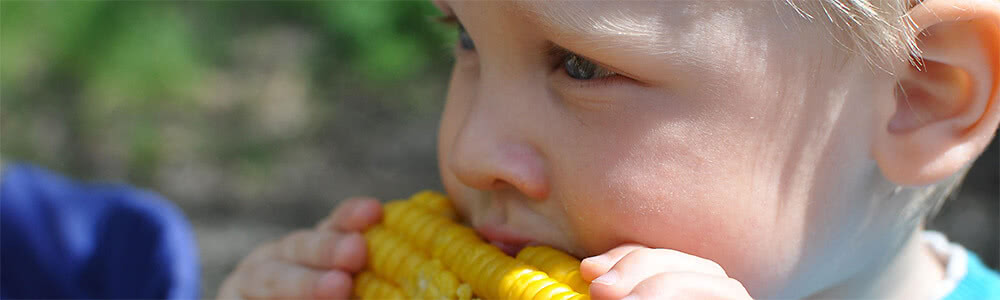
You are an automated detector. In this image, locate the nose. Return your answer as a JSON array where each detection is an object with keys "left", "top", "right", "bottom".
[{"left": 446, "top": 91, "right": 550, "bottom": 201}]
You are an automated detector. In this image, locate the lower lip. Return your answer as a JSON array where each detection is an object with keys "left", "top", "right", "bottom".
[
  {"left": 476, "top": 226, "right": 535, "bottom": 256},
  {"left": 490, "top": 240, "right": 527, "bottom": 256}
]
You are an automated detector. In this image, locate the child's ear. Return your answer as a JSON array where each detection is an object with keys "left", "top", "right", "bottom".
[{"left": 874, "top": 0, "right": 1000, "bottom": 186}]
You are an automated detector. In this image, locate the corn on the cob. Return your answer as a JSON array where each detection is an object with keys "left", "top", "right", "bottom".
[
  {"left": 516, "top": 246, "right": 589, "bottom": 294},
  {"left": 409, "top": 190, "right": 457, "bottom": 219},
  {"left": 354, "top": 271, "right": 406, "bottom": 299},
  {"left": 354, "top": 191, "right": 590, "bottom": 300}
]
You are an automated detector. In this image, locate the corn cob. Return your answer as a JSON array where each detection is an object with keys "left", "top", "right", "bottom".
[
  {"left": 516, "top": 246, "right": 589, "bottom": 294},
  {"left": 354, "top": 191, "right": 590, "bottom": 300},
  {"left": 354, "top": 271, "right": 406, "bottom": 299},
  {"left": 408, "top": 190, "right": 457, "bottom": 219}
]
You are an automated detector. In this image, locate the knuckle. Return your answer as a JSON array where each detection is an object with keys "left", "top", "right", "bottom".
[
  {"left": 693, "top": 256, "right": 726, "bottom": 275},
  {"left": 318, "top": 232, "right": 339, "bottom": 267},
  {"left": 285, "top": 230, "right": 340, "bottom": 268},
  {"left": 635, "top": 274, "right": 685, "bottom": 299},
  {"left": 283, "top": 230, "right": 314, "bottom": 261},
  {"left": 648, "top": 248, "right": 685, "bottom": 259},
  {"left": 621, "top": 247, "right": 664, "bottom": 265},
  {"left": 608, "top": 244, "right": 643, "bottom": 256},
  {"left": 642, "top": 248, "right": 727, "bottom": 275},
  {"left": 721, "top": 276, "right": 747, "bottom": 292},
  {"left": 637, "top": 247, "right": 664, "bottom": 258},
  {"left": 707, "top": 261, "right": 727, "bottom": 275}
]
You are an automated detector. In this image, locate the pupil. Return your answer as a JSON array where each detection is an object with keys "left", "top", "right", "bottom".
[
  {"left": 458, "top": 24, "right": 475, "bottom": 50},
  {"left": 565, "top": 54, "right": 596, "bottom": 80}
]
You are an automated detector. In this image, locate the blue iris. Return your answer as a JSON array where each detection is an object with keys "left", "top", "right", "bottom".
[{"left": 564, "top": 54, "right": 599, "bottom": 80}]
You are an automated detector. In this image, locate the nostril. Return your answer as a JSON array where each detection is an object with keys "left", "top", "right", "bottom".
[
  {"left": 490, "top": 180, "right": 513, "bottom": 190},
  {"left": 448, "top": 129, "right": 550, "bottom": 200}
]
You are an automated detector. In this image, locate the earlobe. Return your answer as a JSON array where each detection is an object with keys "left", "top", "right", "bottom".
[{"left": 874, "top": 0, "right": 1000, "bottom": 186}]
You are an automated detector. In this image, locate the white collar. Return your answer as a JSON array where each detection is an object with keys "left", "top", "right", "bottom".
[{"left": 923, "top": 230, "right": 968, "bottom": 299}]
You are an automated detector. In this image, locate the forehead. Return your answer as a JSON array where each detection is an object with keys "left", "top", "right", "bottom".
[
  {"left": 451, "top": 1, "right": 805, "bottom": 55},
  {"left": 444, "top": 0, "right": 842, "bottom": 83},
  {"left": 510, "top": 1, "right": 669, "bottom": 40}
]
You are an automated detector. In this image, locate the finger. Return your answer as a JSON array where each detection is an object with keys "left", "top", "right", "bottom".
[
  {"left": 218, "top": 242, "right": 281, "bottom": 300},
  {"left": 580, "top": 244, "right": 646, "bottom": 281},
  {"left": 318, "top": 197, "right": 383, "bottom": 232},
  {"left": 217, "top": 273, "right": 245, "bottom": 300},
  {"left": 626, "top": 272, "right": 752, "bottom": 300},
  {"left": 239, "top": 260, "right": 352, "bottom": 300},
  {"left": 277, "top": 229, "right": 367, "bottom": 271},
  {"left": 315, "top": 197, "right": 370, "bottom": 230},
  {"left": 589, "top": 248, "right": 728, "bottom": 300}
]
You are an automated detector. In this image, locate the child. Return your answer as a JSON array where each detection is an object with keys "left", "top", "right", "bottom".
[{"left": 218, "top": 0, "right": 1000, "bottom": 299}]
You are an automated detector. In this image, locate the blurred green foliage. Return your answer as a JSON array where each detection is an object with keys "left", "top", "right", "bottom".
[
  {"left": 1, "top": 0, "right": 456, "bottom": 183},
  {"left": 3, "top": 3, "right": 459, "bottom": 294}
]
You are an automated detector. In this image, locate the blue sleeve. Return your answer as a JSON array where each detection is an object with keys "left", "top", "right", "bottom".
[
  {"left": 1, "top": 163, "right": 200, "bottom": 299},
  {"left": 943, "top": 251, "right": 1000, "bottom": 300}
]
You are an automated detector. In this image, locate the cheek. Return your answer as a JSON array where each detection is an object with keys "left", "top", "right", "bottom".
[
  {"left": 550, "top": 88, "right": 809, "bottom": 292},
  {"left": 437, "top": 67, "right": 475, "bottom": 214},
  {"left": 558, "top": 136, "right": 806, "bottom": 297},
  {"left": 556, "top": 124, "right": 784, "bottom": 254}
]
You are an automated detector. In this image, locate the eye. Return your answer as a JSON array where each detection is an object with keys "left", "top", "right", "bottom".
[
  {"left": 563, "top": 53, "right": 616, "bottom": 80},
  {"left": 457, "top": 23, "right": 475, "bottom": 50}
]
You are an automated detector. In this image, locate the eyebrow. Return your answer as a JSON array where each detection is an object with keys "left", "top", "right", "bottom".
[{"left": 507, "top": 1, "right": 666, "bottom": 50}]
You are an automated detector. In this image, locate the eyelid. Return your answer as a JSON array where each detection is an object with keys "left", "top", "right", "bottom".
[
  {"left": 435, "top": 14, "right": 476, "bottom": 55},
  {"left": 435, "top": 14, "right": 458, "bottom": 26},
  {"left": 546, "top": 44, "right": 642, "bottom": 81},
  {"left": 431, "top": 0, "right": 453, "bottom": 16}
]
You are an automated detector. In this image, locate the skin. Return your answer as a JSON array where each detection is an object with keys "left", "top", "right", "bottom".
[{"left": 218, "top": 0, "right": 1000, "bottom": 299}]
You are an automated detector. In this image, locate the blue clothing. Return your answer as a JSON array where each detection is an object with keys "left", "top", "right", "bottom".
[
  {"left": 943, "top": 251, "right": 1000, "bottom": 300},
  {"left": 1, "top": 163, "right": 200, "bottom": 299}
]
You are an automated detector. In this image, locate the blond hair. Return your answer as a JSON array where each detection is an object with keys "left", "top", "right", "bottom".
[{"left": 784, "top": 0, "right": 922, "bottom": 71}]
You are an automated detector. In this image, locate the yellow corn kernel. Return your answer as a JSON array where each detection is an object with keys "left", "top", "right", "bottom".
[
  {"left": 358, "top": 191, "right": 589, "bottom": 300},
  {"left": 354, "top": 271, "right": 406, "bottom": 300},
  {"left": 409, "top": 190, "right": 456, "bottom": 219},
  {"left": 516, "top": 246, "right": 590, "bottom": 294},
  {"left": 383, "top": 201, "right": 450, "bottom": 250},
  {"left": 363, "top": 225, "right": 462, "bottom": 299}
]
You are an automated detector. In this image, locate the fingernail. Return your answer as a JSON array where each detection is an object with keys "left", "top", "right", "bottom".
[
  {"left": 622, "top": 294, "right": 640, "bottom": 300},
  {"left": 582, "top": 255, "right": 609, "bottom": 268},
  {"left": 592, "top": 269, "right": 619, "bottom": 285}
]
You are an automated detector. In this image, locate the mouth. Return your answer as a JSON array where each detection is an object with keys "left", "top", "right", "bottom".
[{"left": 475, "top": 225, "right": 536, "bottom": 256}]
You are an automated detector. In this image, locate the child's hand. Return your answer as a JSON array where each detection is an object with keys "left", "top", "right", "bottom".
[
  {"left": 216, "top": 197, "right": 382, "bottom": 300},
  {"left": 581, "top": 244, "right": 753, "bottom": 300}
]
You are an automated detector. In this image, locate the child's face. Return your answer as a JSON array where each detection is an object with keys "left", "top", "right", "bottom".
[{"left": 436, "top": 1, "right": 907, "bottom": 297}]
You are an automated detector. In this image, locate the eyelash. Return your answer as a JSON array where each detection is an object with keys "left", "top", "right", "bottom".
[
  {"left": 436, "top": 14, "right": 631, "bottom": 89},
  {"left": 544, "top": 47, "right": 634, "bottom": 88}
]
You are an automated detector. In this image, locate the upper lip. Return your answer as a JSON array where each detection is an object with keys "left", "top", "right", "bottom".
[{"left": 475, "top": 225, "right": 534, "bottom": 244}]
